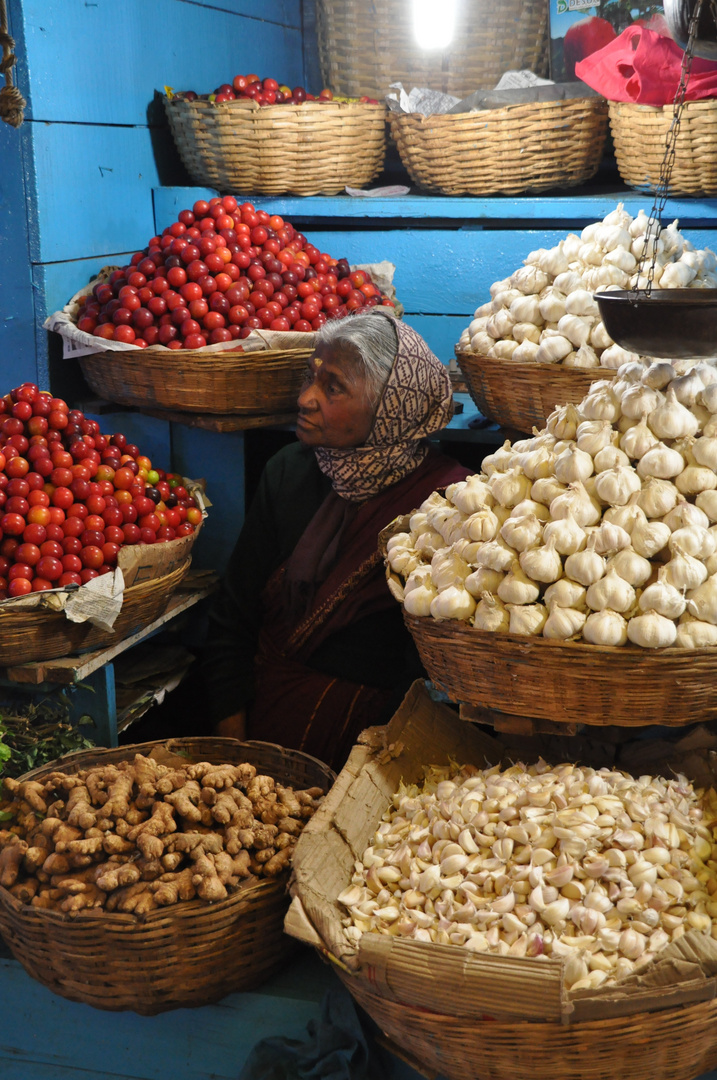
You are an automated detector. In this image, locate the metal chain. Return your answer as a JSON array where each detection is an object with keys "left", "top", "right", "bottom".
[{"left": 637, "top": 0, "right": 706, "bottom": 293}]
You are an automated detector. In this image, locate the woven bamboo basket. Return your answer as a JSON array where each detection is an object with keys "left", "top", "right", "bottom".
[
  {"left": 402, "top": 610, "right": 717, "bottom": 728},
  {"left": 288, "top": 681, "right": 717, "bottom": 1080},
  {"left": 316, "top": 0, "right": 549, "bottom": 101},
  {"left": 78, "top": 345, "right": 314, "bottom": 415},
  {"left": 609, "top": 99, "right": 717, "bottom": 195},
  {"left": 0, "top": 737, "right": 335, "bottom": 1013},
  {"left": 456, "top": 348, "right": 615, "bottom": 434},
  {"left": 389, "top": 97, "right": 608, "bottom": 197},
  {"left": 0, "top": 559, "right": 191, "bottom": 667},
  {"left": 342, "top": 977, "right": 717, "bottom": 1080},
  {"left": 164, "top": 96, "right": 387, "bottom": 196}
]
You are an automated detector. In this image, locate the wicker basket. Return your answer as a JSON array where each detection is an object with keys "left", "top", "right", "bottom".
[
  {"left": 316, "top": 0, "right": 549, "bottom": 101},
  {"left": 288, "top": 681, "right": 717, "bottom": 1080},
  {"left": 389, "top": 97, "right": 608, "bottom": 197},
  {"left": 609, "top": 99, "right": 717, "bottom": 195},
  {"left": 164, "top": 96, "right": 387, "bottom": 196},
  {"left": 78, "top": 345, "right": 314, "bottom": 415},
  {"left": 0, "top": 737, "right": 335, "bottom": 1013},
  {"left": 456, "top": 348, "right": 615, "bottom": 434},
  {"left": 0, "top": 559, "right": 191, "bottom": 666},
  {"left": 402, "top": 610, "right": 717, "bottom": 728},
  {"left": 343, "top": 976, "right": 717, "bottom": 1080}
]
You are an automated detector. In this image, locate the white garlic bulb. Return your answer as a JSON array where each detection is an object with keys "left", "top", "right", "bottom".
[
  {"left": 470, "top": 331, "right": 497, "bottom": 355},
  {"left": 593, "top": 445, "right": 630, "bottom": 472},
  {"left": 565, "top": 536, "right": 605, "bottom": 587},
  {"left": 675, "top": 466, "right": 717, "bottom": 496},
  {"left": 430, "top": 551, "right": 471, "bottom": 591},
  {"left": 511, "top": 266, "right": 550, "bottom": 295},
  {"left": 662, "top": 545, "right": 709, "bottom": 591},
  {"left": 488, "top": 340, "right": 519, "bottom": 361},
  {"left": 619, "top": 417, "right": 660, "bottom": 460},
  {"left": 627, "top": 611, "right": 677, "bottom": 648},
  {"left": 542, "top": 512, "right": 586, "bottom": 556},
  {"left": 465, "top": 565, "right": 504, "bottom": 598},
  {"left": 430, "top": 586, "right": 476, "bottom": 621},
  {"left": 639, "top": 573, "right": 686, "bottom": 619},
  {"left": 512, "top": 321, "right": 542, "bottom": 345},
  {"left": 600, "top": 345, "right": 641, "bottom": 371},
  {"left": 636, "top": 478, "right": 680, "bottom": 519},
  {"left": 451, "top": 477, "right": 495, "bottom": 514},
  {"left": 594, "top": 466, "right": 642, "bottom": 507},
  {"left": 607, "top": 547, "right": 653, "bottom": 587},
  {"left": 537, "top": 242, "right": 570, "bottom": 278},
  {"left": 565, "top": 345, "right": 600, "bottom": 369},
  {"left": 473, "top": 592, "right": 510, "bottom": 632},
  {"left": 663, "top": 498, "right": 710, "bottom": 531},
  {"left": 576, "top": 419, "right": 616, "bottom": 457},
  {"left": 532, "top": 477, "right": 567, "bottom": 506},
  {"left": 489, "top": 468, "right": 533, "bottom": 508},
  {"left": 648, "top": 388, "right": 700, "bottom": 440},
  {"left": 486, "top": 308, "right": 516, "bottom": 340},
  {"left": 554, "top": 445, "right": 594, "bottom": 485},
  {"left": 474, "top": 539, "right": 517, "bottom": 573},
  {"left": 550, "top": 482, "right": 602, "bottom": 528},
  {"left": 686, "top": 574, "right": 717, "bottom": 624},
  {"left": 586, "top": 566, "right": 636, "bottom": 613},
  {"left": 668, "top": 525, "right": 716, "bottom": 559},
  {"left": 506, "top": 603, "right": 548, "bottom": 636},
  {"left": 590, "top": 321, "right": 614, "bottom": 351},
  {"left": 543, "top": 606, "right": 587, "bottom": 640},
  {"left": 544, "top": 577, "right": 587, "bottom": 611},
  {"left": 464, "top": 508, "right": 500, "bottom": 542},
  {"left": 511, "top": 339, "right": 541, "bottom": 363},
  {"left": 675, "top": 615, "right": 717, "bottom": 647},
  {"left": 591, "top": 521, "right": 631, "bottom": 556},
  {"left": 644, "top": 361, "right": 675, "bottom": 390},
  {"left": 636, "top": 445, "right": 685, "bottom": 480},
  {"left": 498, "top": 561, "right": 541, "bottom": 605},
  {"left": 557, "top": 314, "right": 593, "bottom": 349},
  {"left": 403, "top": 582, "right": 438, "bottom": 616},
  {"left": 547, "top": 402, "right": 581, "bottom": 441},
  {"left": 583, "top": 609, "right": 628, "bottom": 646},
  {"left": 630, "top": 516, "right": 671, "bottom": 559},
  {"left": 499, "top": 513, "right": 544, "bottom": 553},
  {"left": 519, "top": 537, "right": 563, "bottom": 584},
  {"left": 620, "top": 384, "right": 663, "bottom": 420},
  {"left": 581, "top": 386, "right": 621, "bottom": 422},
  {"left": 512, "top": 499, "right": 551, "bottom": 523},
  {"left": 696, "top": 489, "right": 717, "bottom": 522},
  {"left": 536, "top": 335, "right": 573, "bottom": 365}
]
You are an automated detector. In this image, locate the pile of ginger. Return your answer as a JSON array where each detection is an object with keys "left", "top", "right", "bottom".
[{"left": 0, "top": 752, "right": 324, "bottom": 917}]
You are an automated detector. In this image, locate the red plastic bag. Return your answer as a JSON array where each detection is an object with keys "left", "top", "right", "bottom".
[{"left": 575, "top": 25, "right": 717, "bottom": 105}]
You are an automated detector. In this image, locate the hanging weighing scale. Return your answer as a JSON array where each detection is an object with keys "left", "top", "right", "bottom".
[{"left": 595, "top": 0, "right": 717, "bottom": 358}]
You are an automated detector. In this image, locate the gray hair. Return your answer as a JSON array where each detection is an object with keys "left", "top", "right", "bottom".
[{"left": 315, "top": 312, "right": 397, "bottom": 406}]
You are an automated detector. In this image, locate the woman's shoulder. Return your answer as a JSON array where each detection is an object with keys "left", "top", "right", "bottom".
[{"left": 261, "top": 442, "right": 330, "bottom": 502}]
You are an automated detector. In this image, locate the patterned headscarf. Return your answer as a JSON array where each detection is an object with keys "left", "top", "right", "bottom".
[{"left": 313, "top": 317, "right": 454, "bottom": 502}]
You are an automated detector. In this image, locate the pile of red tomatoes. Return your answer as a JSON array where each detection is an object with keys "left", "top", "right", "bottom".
[
  {"left": 0, "top": 383, "right": 202, "bottom": 600},
  {"left": 74, "top": 197, "right": 392, "bottom": 349}
]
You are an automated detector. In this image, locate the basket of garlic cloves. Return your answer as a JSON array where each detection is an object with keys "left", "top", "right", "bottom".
[
  {"left": 286, "top": 681, "right": 717, "bottom": 1080},
  {"left": 383, "top": 355, "right": 717, "bottom": 728},
  {"left": 455, "top": 203, "right": 717, "bottom": 433}
]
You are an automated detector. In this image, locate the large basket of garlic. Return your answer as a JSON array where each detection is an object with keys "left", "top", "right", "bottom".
[
  {"left": 287, "top": 680, "right": 717, "bottom": 1080},
  {"left": 384, "top": 354, "right": 717, "bottom": 728},
  {"left": 456, "top": 204, "right": 717, "bottom": 433}
]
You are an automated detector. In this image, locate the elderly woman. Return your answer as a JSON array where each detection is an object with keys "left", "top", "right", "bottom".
[{"left": 204, "top": 311, "right": 468, "bottom": 769}]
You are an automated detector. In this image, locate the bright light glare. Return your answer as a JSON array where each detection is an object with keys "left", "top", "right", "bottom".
[{"left": 412, "top": 0, "right": 457, "bottom": 50}]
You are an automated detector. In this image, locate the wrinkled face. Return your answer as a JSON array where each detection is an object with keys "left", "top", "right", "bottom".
[{"left": 295, "top": 341, "right": 376, "bottom": 449}]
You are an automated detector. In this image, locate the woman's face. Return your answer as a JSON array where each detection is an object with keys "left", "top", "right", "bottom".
[{"left": 295, "top": 341, "right": 376, "bottom": 448}]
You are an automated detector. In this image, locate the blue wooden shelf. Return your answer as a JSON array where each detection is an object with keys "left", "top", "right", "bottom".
[{"left": 154, "top": 186, "right": 717, "bottom": 227}]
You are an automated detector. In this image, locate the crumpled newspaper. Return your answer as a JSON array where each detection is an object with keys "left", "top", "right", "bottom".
[
  {"left": 386, "top": 71, "right": 597, "bottom": 117},
  {"left": 0, "top": 568, "right": 125, "bottom": 632}
]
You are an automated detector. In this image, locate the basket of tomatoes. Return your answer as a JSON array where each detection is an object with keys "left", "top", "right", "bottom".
[
  {"left": 163, "top": 72, "right": 386, "bottom": 196},
  {"left": 45, "top": 198, "right": 398, "bottom": 416},
  {"left": 0, "top": 382, "right": 206, "bottom": 665}
]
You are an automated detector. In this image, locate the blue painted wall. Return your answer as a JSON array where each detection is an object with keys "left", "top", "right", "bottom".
[{"left": 0, "top": 0, "right": 307, "bottom": 391}]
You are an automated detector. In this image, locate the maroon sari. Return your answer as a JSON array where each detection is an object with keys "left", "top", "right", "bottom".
[{"left": 246, "top": 451, "right": 469, "bottom": 769}]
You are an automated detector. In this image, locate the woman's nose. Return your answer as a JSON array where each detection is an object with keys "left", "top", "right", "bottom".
[{"left": 297, "top": 380, "right": 319, "bottom": 411}]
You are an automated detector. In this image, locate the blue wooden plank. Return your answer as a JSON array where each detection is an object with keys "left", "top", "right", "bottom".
[
  {"left": 19, "top": 0, "right": 302, "bottom": 125},
  {"left": 154, "top": 186, "right": 717, "bottom": 226},
  {"left": 0, "top": 120, "right": 38, "bottom": 388},
  {"left": 30, "top": 125, "right": 163, "bottom": 264},
  {"left": 402, "top": 314, "right": 471, "bottom": 362},
  {"left": 169, "top": 425, "right": 245, "bottom": 575},
  {"left": 0, "top": 953, "right": 331, "bottom": 1080}
]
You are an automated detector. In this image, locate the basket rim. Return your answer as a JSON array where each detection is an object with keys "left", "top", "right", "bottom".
[
  {"left": 403, "top": 609, "right": 717, "bottom": 661},
  {"left": 390, "top": 96, "right": 607, "bottom": 125},
  {"left": 0, "top": 735, "right": 335, "bottom": 925},
  {"left": 165, "top": 95, "right": 387, "bottom": 115},
  {"left": 454, "top": 347, "right": 618, "bottom": 382}
]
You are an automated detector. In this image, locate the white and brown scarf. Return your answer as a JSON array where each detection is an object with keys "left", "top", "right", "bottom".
[{"left": 313, "top": 317, "right": 454, "bottom": 503}]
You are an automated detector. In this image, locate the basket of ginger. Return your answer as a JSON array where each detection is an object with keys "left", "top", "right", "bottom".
[{"left": 0, "top": 737, "right": 334, "bottom": 1013}]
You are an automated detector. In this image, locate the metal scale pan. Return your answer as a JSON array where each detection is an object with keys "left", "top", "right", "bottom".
[{"left": 595, "top": 0, "right": 717, "bottom": 359}]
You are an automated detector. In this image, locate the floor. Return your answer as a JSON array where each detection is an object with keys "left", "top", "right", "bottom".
[{"left": 0, "top": 941, "right": 434, "bottom": 1080}]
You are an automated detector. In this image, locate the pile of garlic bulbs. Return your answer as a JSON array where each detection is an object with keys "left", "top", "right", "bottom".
[
  {"left": 338, "top": 759, "right": 717, "bottom": 993},
  {"left": 456, "top": 204, "right": 717, "bottom": 368},
  {"left": 387, "top": 357, "right": 717, "bottom": 648}
]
